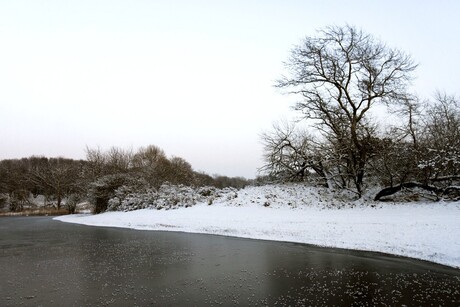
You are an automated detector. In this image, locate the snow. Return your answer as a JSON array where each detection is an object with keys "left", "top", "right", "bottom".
[{"left": 55, "top": 184, "right": 460, "bottom": 269}]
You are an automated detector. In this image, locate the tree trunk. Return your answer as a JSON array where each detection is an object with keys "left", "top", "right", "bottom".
[{"left": 57, "top": 193, "right": 62, "bottom": 210}]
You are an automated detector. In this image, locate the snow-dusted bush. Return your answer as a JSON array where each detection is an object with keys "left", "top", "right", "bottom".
[
  {"left": 89, "top": 174, "right": 150, "bottom": 213},
  {"left": 65, "top": 194, "right": 80, "bottom": 214},
  {"left": 106, "top": 183, "right": 240, "bottom": 212}
]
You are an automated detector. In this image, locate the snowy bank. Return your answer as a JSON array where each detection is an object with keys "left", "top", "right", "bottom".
[{"left": 55, "top": 184, "right": 460, "bottom": 269}]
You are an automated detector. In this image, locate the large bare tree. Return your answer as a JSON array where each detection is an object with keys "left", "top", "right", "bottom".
[{"left": 276, "top": 25, "right": 417, "bottom": 196}]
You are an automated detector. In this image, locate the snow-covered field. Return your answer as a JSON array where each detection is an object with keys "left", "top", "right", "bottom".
[{"left": 55, "top": 184, "right": 460, "bottom": 269}]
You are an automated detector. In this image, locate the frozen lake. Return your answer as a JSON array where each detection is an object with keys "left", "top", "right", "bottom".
[{"left": 1, "top": 217, "right": 459, "bottom": 305}]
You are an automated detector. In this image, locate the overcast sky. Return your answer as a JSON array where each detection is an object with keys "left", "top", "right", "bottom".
[{"left": 1, "top": 1, "right": 459, "bottom": 178}]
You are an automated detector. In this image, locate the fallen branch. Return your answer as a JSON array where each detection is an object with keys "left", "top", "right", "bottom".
[{"left": 374, "top": 182, "right": 443, "bottom": 201}]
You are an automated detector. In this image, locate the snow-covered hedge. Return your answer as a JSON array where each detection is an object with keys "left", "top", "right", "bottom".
[
  {"left": 101, "top": 182, "right": 460, "bottom": 213},
  {"left": 106, "top": 183, "right": 238, "bottom": 212},
  {"left": 105, "top": 183, "right": 380, "bottom": 212}
]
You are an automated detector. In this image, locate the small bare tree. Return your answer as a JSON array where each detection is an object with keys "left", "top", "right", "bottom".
[
  {"left": 168, "top": 156, "right": 195, "bottom": 185},
  {"left": 85, "top": 146, "right": 107, "bottom": 177},
  {"left": 419, "top": 92, "right": 460, "bottom": 183},
  {"left": 132, "top": 145, "right": 171, "bottom": 187},
  {"left": 29, "top": 157, "right": 82, "bottom": 210},
  {"left": 260, "top": 121, "right": 327, "bottom": 185},
  {"left": 371, "top": 96, "right": 424, "bottom": 187},
  {"left": 373, "top": 92, "right": 460, "bottom": 200},
  {"left": 106, "top": 147, "right": 133, "bottom": 173}
]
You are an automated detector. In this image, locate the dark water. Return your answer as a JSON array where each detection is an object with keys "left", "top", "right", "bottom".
[{"left": 0, "top": 217, "right": 459, "bottom": 306}]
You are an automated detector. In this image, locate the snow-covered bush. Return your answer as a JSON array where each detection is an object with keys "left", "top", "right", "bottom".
[
  {"left": 65, "top": 194, "right": 80, "bottom": 214},
  {"left": 106, "top": 184, "right": 240, "bottom": 212},
  {"left": 88, "top": 174, "right": 150, "bottom": 213}
]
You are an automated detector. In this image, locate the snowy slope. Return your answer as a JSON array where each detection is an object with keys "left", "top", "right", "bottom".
[{"left": 55, "top": 184, "right": 460, "bottom": 268}]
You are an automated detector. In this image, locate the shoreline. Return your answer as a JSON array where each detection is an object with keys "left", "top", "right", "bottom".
[{"left": 55, "top": 199, "right": 460, "bottom": 269}]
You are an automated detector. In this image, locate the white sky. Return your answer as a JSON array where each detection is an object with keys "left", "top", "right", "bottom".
[{"left": 1, "top": 1, "right": 459, "bottom": 178}]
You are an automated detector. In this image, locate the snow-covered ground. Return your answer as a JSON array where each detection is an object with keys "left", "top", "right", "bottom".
[{"left": 55, "top": 184, "right": 460, "bottom": 269}]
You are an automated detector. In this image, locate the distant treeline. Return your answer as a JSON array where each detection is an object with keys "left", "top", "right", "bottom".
[{"left": 0, "top": 145, "right": 250, "bottom": 213}]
